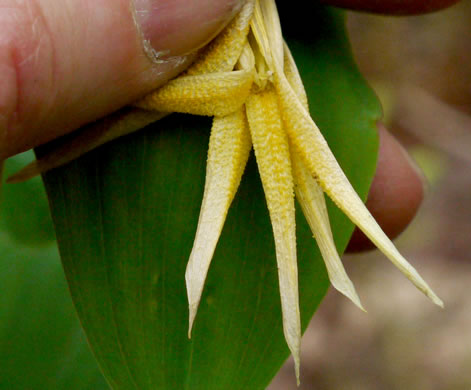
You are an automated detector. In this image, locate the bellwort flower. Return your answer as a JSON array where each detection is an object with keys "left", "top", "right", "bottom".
[{"left": 9, "top": 0, "right": 442, "bottom": 383}]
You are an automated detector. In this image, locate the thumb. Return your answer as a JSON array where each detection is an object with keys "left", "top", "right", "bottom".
[{"left": 0, "top": 0, "right": 243, "bottom": 158}]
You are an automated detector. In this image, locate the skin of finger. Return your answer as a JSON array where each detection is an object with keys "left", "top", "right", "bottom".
[
  {"left": 0, "top": 0, "right": 241, "bottom": 158},
  {"left": 134, "top": 0, "right": 243, "bottom": 56},
  {"left": 346, "top": 125, "right": 425, "bottom": 252},
  {"left": 320, "top": 0, "right": 461, "bottom": 15}
]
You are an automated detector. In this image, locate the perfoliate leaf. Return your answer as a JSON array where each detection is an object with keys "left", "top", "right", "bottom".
[{"left": 40, "top": 6, "right": 381, "bottom": 389}]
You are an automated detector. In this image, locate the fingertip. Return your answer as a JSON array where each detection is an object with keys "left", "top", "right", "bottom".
[
  {"left": 346, "top": 124, "right": 425, "bottom": 252},
  {"left": 1, "top": 0, "right": 244, "bottom": 158},
  {"left": 133, "top": 0, "right": 244, "bottom": 58}
]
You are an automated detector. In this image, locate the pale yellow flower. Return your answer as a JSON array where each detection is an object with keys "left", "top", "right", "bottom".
[{"left": 8, "top": 0, "right": 442, "bottom": 383}]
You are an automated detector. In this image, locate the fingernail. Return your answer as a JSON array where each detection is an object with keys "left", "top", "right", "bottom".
[{"left": 133, "top": 0, "right": 242, "bottom": 61}]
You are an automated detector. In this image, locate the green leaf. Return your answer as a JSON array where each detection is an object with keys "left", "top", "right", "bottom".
[
  {"left": 0, "top": 153, "right": 107, "bottom": 389},
  {"left": 0, "top": 152, "right": 55, "bottom": 246},
  {"left": 40, "top": 7, "right": 380, "bottom": 390}
]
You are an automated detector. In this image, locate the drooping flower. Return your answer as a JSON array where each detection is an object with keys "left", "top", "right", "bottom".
[{"left": 8, "top": 0, "right": 442, "bottom": 383}]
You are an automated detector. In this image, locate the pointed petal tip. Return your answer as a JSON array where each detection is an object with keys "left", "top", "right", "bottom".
[
  {"left": 188, "top": 309, "right": 195, "bottom": 339},
  {"left": 414, "top": 273, "right": 444, "bottom": 308},
  {"left": 429, "top": 291, "right": 444, "bottom": 308},
  {"left": 329, "top": 275, "right": 366, "bottom": 312},
  {"left": 284, "top": 326, "right": 301, "bottom": 387},
  {"left": 293, "top": 354, "right": 300, "bottom": 387},
  {"left": 343, "top": 289, "right": 366, "bottom": 312},
  {"left": 404, "top": 264, "right": 444, "bottom": 308},
  {"left": 185, "top": 294, "right": 203, "bottom": 333},
  {"left": 348, "top": 292, "right": 367, "bottom": 313},
  {"left": 185, "top": 264, "right": 201, "bottom": 339}
]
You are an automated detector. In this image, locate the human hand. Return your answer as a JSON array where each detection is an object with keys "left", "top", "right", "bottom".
[
  {"left": 0, "top": 0, "right": 242, "bottom": 158},
  {"left": 0, "top": 0, "right": 460, "bottom": 251}
]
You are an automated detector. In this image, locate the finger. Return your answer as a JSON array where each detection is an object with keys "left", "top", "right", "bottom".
[
  {"left": 320, "top": 0, "right": 461, "bottom": 15},
  {"left": 0, "top": 0, "right": 242, "bottom": 158},
  {"left": 346, "top": 124, "right": 425, "bottom": 252}
]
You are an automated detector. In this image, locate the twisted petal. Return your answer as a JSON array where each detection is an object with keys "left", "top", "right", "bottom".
[
  {"left": 134, "top": 70, "right": 254, "bottom": 117},
  {"left": 282, "top": 42, "right": 307, "bottom": 109},
  {"left": 254, "top": 0, "right": 283, "bottom": 67},
  {"left": 245, "top": 86, "right": 301, "bottom": 382},
  {"left": 187, "top": 0, "right": 255, "bottom": 75},
  {"left": 282, "top": 41, "right": 363, "bottom": 310},
  {"left": 249, "top": 0, "right": 274, "bottom": 69},
  {"left": 185, "top": 108, "right": 252, "bottom": 336},
  {"left": 274, "top": 68, "right": 443, "bottom": 308},
  {"left": 292, "top": 153, "right": 364, "bottom": 310}
]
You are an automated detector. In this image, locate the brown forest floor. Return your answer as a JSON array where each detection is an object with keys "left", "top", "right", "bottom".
[{"left": 270, "top": 2, "right": 471, "bottom": 389}]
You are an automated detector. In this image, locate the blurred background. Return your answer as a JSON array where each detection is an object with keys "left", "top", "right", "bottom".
[{"left": 270, "top": 1, "right": 471, "bottom": 389}]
